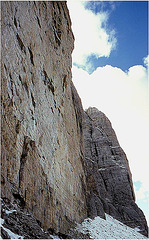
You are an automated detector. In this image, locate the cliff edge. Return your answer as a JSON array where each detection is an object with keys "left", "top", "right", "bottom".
[
  {"left": 1, "top": 1, "right": 87, "bottom": 235},
  {"left": 1, "top": 1, "right": 148, "bottom": 239},
  {"left": 83, "top": 107, "right": 148, "bottom": 237}
]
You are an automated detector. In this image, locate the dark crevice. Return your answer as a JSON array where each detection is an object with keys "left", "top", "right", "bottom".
[
  {"left": 52, "top": 1, "right": 55, "bottom": 10},
  {"left": 54, "top": 99, "right": 57, "bottom": 108},
  {"left": 56, "top": 2, "right": 61, "bottom": 14},
  {"left": 4, "top": 64, "right": 7, "bottom": 72},
  {"left": 111, "top": 149, "right": 115, "bottom": 156},
  {"left": 57, "top": 232, "right": 68, "bottom": 239},
  {"left": 1, "top": 175, "right": 5, "bottom": 185},
  {"left": 31, "top": 92, "right": 36, "bottom": 108},
  {"left": 16, "top": 34, "right": 26, "bottom": 54},
  {"left": 36, "top": 15, "right": 41, "bottom": 28},
  {"left": 43, "top": 69, "right": 55, "bottom": 95},
  {"left": 28, "top": 47, "right": 34, "bottom": 66},
  {"left": 9, "top": 73, "right": 13, "bottom": 95},
  {"left": 90, "top": 127, "right": 93, "bottom": 138},
  {"left": 16, "top": 120, "right": 21, "bottom": 134},
  {"left": 30, "top": 72, "right": 35, "bottom": 85},
  {"left": 94, "top": 143, "right": 98, "bottom": 157},
  {"left": 19, "top": 137, "right": 35, "bottom": 190},
  {"left": 36, "top": 219, "right": 42, "bottom": 227},
  {"left": 127, "top": 173, "right": 130, "bottom": 184},
  {"left": 13, "top": 193, "right": 25, "bottom": 208},
  {"left": 19, "top": 75, "right": 22, "bottom": 83},
  {"left": 23, "top": 82, "right": 29, "bottom": 96},
  {"left": 19, "top": 137, "right": 30, "bottom": 188},
  {"left": 9, "top": 72, "right": 12, "bottom": 80},
  {"left": 62, "top": 75, "right": 67, "bottom": 92},
  {"left": 23, "top": 66, "right": 26, "bottom": 73},
  {"left": 14, "top": 16, "right": 17, "bottom": 28},
  {"left": 47, "top": 228, "right": 54, "bottom": 235}
]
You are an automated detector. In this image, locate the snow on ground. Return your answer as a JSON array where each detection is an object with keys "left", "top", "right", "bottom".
[
  {"left": 50, "top": 234, "right": 60, "bottom": 239},
  {"left": 0, "top": 217, "right": 60, "bottom": 239},
  {"left": 0, "top": 211, "right": 147, "bottom": 239},
  {"left": 0, "top": 218, "right": 23, "bottom": 239},
  {"left": 75, "top": 214, "right": 148, "bottom": 239},
  {"left": 5, "top": 209, "right": 17, "bottom": 214}
]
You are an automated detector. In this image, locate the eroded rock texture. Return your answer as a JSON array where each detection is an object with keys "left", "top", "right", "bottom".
[
  {"left": 83, "top": 107, "right": 148, "bottom": 237},
  {"left": 1, "top": 1, "right": 87, "bottom": 234},
  {"left": 1, "top": 1, "right": 148, "bottom": 238},
  {"left": 1, "top": 197, "right": 90, "bottom": 239}
]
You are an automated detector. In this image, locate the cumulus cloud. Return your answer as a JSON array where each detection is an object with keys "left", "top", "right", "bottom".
[
  {"left": 135, "top": 182, "right": 149, "bottom": 200},
  {"left": 72, "top": 62, "right": 149, "bottom": 204},
  {"left": 143, "top": 55, "right": 149, "bottom": 68},
  {"left": 68, "top": 0, "right": 149, "bottom": 222},
  {"left": 67, "top": 0, "right": 117, "bottom": 70}
]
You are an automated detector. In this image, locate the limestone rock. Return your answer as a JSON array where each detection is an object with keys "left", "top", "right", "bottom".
[
  {"left": 83, "top": 107, "right": 148, "bottom": 237},
  {"left": 1, "top": 1, "right": 148, "bottom": 238},
  {"left": 1, "top": 198, "right": 52, "bottom": 239},
  {"left": 1, "top": 1, "right": 87, "bottom": 235},
  {"left": 1, "top": 197, "right": 90, "bottom": 239}
]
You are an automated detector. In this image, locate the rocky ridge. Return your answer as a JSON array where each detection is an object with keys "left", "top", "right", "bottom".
[
  {"left": 83, "top": 107, "right": 148, "bottom": 237},
  {"left": 1, "top": 1, "right": 148, "bottom": 239}
]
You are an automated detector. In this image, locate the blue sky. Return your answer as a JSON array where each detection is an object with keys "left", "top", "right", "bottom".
[
  {"left": 67, "top": 0, "right": 149, "bottom": 225},
  {"left": 76, "top": 1, "right": 148, "bottom": 73}
]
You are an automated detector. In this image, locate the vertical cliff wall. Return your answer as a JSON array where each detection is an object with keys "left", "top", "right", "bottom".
[
  {"left": 83, "top": 107, "right": 148, "bottom": 236},
  {"left": 1, "top": 1, "right": 87, "bottom": 234},
  {"left": 1, "top": 1, "right": 148, "bottom": 238}
]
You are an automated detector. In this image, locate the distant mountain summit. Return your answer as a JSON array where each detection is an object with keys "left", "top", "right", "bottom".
[{"left": 83, "top": 107, "right": 148, "bottom": 236}]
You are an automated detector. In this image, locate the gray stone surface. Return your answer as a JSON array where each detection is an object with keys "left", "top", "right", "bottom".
[
  {"left": 1, "top": 198, "right": 52, "bottom": 239},
  {"left": 83, "top": 107, "right": 148, "bottom": 237},
  {"left": 1, "top": 1, "right": 87, "bottom": 235},
  {"left": 1, "top": 1, "right": 148, "bottom": 238},
  {"left": 1, "top": 197, "right": 90, "bottom": 239}
]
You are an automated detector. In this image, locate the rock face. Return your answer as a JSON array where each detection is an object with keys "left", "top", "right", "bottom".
[
  {"left": 1, "top": 197, "right": 90, "bottom": 239},
  {"left": 1, "top": 198, "right": 52, "bottom": 239},
  {"left": 1, "top": 1, "right": 148, "bottom": 239},
  {"left": 83, "top": 107, "right": 148, "bottom": 237},
  {"left": 1, "top": 1, "right": 87, "bottom": 235}
]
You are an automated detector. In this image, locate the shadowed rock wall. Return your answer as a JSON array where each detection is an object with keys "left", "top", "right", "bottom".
[
  {"left": 1, "top": 1, "right": 87, "bottom": 234},
  {"left": 83, "top": 107, "right": 148, "bottom": 237}
]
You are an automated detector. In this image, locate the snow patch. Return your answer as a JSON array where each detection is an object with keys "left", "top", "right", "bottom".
[
  {"left": 75, "top": 214, "right": 147, "bottom": 239},
  {"left": 50, "top": 234, "right": 60, "bottom": 239},
  {"left": 134, "top": 227, "right": 141, "bottom": 232},
  {"left": 0, "top": 217, "right": 23, "bottom": 239},
  {"left": 5, "top": 209, "right": 16, "bottom": 214},
  {"left": 0, "top": 218, "right": 4, "bottom": 225},
  {"left": 1, "top": 226, "right": 24, "bottom": 239}
]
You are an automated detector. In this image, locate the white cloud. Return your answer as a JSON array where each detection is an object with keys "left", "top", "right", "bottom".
[
  {"left": 135, "top": 184, "right": 149, "bottom": 201},
  {"left": 143, "top": 55, "right": 149, "bottom": 68},
  {"left": 68, "top": 0, "right": 149, "bottom": 223},
  {"left": 72, "top": 63, "right": 149, "bottom": 204},
  {"left": 135, "top": 182, "right": 149, "bottom": 225},
  {"left": 67, "top": 0, "right": 117, "bottom": 69}
]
